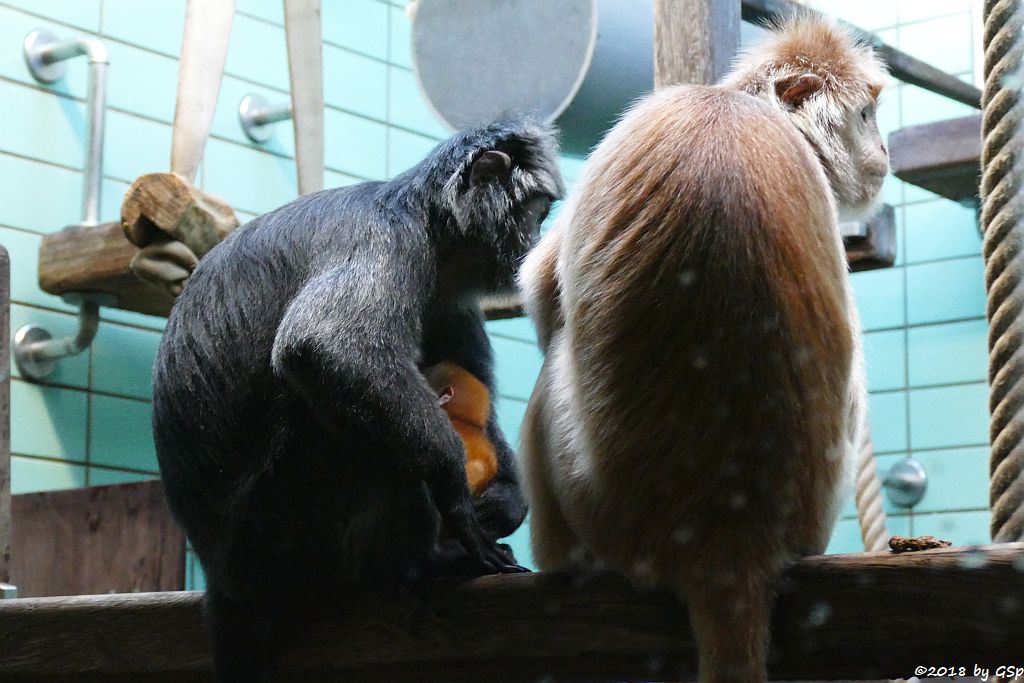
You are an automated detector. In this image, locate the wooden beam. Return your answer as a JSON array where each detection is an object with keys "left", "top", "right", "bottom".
[
  {"left": 0, "top": 246, "right": 10, "bottom": 586},
  {"left": 740, "top": 0, "right": 982, "bottom": 108},
  {"left": 37, "top": 223, "right": 176, "bottom": 318},
  {"left": 10, "top": 481, "right": 184, "bottom": 598},
  {"left": 1, "top": 544, "right": 1021, "bottom": 682},
  {"left": 843, "top": 204, "right": 897, "bottom": 272},
  {"left": 889, "top": 114, "right": 981, "bottom": 204},
  {"left": 654, "top": 0, "right": 740, "bottom": 87}
]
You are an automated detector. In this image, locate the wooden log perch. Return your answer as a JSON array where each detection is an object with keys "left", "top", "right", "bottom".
[
  {"left": 38, "top": 222, "right": 176, "bottom": 317},
  {"left": 889, "top": 114, "right": 981, "bottom": 205},
  {"left": 1, "top": 543, "right": 1022, "bottom": 682},
  {"left": 121, "top": 172, "right": 238, "bottom": 256}
]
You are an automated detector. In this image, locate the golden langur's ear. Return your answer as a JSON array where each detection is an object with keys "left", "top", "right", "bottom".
[{"left": 775, "top": 72, "right": 825, "bottom": 108}]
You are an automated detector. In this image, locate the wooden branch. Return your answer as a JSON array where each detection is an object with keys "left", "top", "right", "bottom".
[
  {"left": 740, "top": 0, "right": 982, "bottom": 108},
  {"left": 889, "top": 114, "right": 981, "bottom": 204},
  {"left": 655, "top": 0, "right": 740, "bottom": 87},
  {"left": 0, "top": 246, "right": 10, "bottom": 586},
  {"left": 10, "top": 481, "right": 184, "bottom": 598},
  {"left": 121, "top": 172, "right": 238, "bottom": 257},
  {"left": 1, "top": 544, "right": 1021, "bottom": 682},
  {"left": 38, "top": 223, "right": 176, "bottom": 318}
]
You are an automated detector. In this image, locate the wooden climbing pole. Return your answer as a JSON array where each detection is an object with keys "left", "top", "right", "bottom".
[
  {"left": 981, "top": 0, "right": 1024, "bottom": 543},
  {"left": 653, "top": 0, "right": 739, "bottom": 88},
  {"left": 0, "top": 246, "right": 10, "bottom": 586}
]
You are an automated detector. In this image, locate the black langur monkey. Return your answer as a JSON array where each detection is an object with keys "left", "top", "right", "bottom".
[{"left": 152, "top": 118, "right": 563, "bottom": 682}]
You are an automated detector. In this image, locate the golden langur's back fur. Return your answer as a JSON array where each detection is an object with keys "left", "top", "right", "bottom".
[{"left": 519, "top": 16, "right": 887, "bottom": 683}]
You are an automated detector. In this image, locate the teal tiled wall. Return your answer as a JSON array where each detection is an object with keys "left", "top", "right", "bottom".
[{"left": 0, "top": 0, "right": 994, "bottom": 590}]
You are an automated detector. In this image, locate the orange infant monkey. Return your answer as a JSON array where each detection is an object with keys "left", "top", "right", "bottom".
[
  {"left": 519, "top": 16, "right": 888, "bottom": 683},
  {"left": 425, "top": 361, "right": 498, "bottom": 497}
]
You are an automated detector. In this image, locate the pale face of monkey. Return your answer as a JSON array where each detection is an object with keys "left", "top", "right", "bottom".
[{"left": 833, "top": 95, "right": 889, "bottom": 220}]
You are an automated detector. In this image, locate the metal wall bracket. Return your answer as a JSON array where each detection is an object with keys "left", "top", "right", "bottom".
[
  {"left": 882, "top": 457, "right": 928, "bottom": 508},
  {"left": 238, "top": 93, "right": 292, "bottom": 143}
]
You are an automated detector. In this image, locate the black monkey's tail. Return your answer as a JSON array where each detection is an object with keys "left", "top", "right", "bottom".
[{"left": 205, "top": 591, "right": 277, "bottom": 683}]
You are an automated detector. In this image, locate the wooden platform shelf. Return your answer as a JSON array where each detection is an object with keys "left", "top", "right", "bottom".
[
  {"left": 889, "top": 114, "right": 982, "bottom": 205},
  {"left": 1, "top": 543, "right": 1021, "bottom": 682}
]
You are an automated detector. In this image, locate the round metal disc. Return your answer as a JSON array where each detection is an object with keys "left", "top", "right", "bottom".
[
  {"left": 238, "top": 93, "right": 273, "bottom": 143},
  {"left": 23, "top": 29, "right": 67, "bottom": 84},
  {"left": 412, "top": 0, "right": 597, "bottom": 132},
  {"left": 13, "top": 325, "right": 57, "bottom": 381}
]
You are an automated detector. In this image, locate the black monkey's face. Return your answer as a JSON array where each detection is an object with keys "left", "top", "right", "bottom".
[{"left": 449, "top": 144, "right": 561, "bottom": 293}]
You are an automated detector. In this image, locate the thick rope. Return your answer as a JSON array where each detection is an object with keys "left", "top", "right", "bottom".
[
  {"left": 982, "top": 0, "right": 1024, "bottom": 543},
  {"left": 854, "top": 427, "right": 890, "bottom": 552}
]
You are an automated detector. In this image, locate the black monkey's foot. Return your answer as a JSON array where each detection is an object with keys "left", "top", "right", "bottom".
[{"left": 430, "top": 541, "right": 530, "bottom": 577}]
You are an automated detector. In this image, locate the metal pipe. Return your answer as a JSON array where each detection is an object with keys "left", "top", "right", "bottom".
[
  {"left": 23, "top": 32, "right": 109, "bottom": 226},
  {"left": 15, "top": 31, "right": 111, "bottom": 382}
]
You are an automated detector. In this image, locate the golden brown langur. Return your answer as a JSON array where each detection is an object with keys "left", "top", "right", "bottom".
[
  {"left": 425, "top": 361, "right": 499, "bottom": 497},
  {"left": 518, "top": 16, "right": 888, "bottom": 683}
]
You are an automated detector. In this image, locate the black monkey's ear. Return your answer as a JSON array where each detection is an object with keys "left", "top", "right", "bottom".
[
  {"left": 775, "top": 72, "right": 825, "bottom": 108},
  {"left": 470, "top": 150, "right": 512, "bottom": 186}
]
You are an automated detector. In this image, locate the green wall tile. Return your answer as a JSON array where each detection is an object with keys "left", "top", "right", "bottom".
[
  {"left": 387, "top": 127, "right": 438, "bottom": 177},
  {"left": 323, "top": 107, "right": 388, "bottom": 179},
  {"left": 9, "top": 304, "right": 90, "bottom": 388},
  {"left": 0, "top": 79, "right": 85, "bottom": 169},
  {"left": 323, "top": 0, "right": 389, "bottom": 61},
  {"left": 863, "top": 329, "right": 906, "bottom": 392},
  {"left": 808, "top": 0, "right": 898, "bottom": 31},
  {"left": 0, "top": 5, "right": 89, "bottom": 98},
  {"left": 911, "top": 447, "right": 989, "bottom": 513},
  {"left": 826, "top": 513, "right": 911, "bottom": 555},
  {"left": 10, "top": 456, "right": 87, "bottom": 494},
  {"left": 898, "top": 14, "right": 974, "bottom": 76},
  {"left": 913, "top": 510, "right": 991, "bottom": 546},
  {"left": 105, "top": 39, "right": 179, "bottom": 124},
  {"left": 102, "top": 0, "right": 184, "bottom": 58},
  {"left": 91, "top": 322, "right": 161, "bottom": 400},
  {"left": 324, "top": 44, "right": 388, "bottom": 120},
  {"left": 851, "top": 268, "right": 905, "bottom": 331},
  {"left": 90, "top": 394, "right": 159, "bottom": 472},
  {"left": 389, "top": 4, "right": 412, "bottom": 68},
  {"left": 868, "top": 391, "right": 908, "bottom": 453},
  {"left": 226, "top": 13, "right": 290, "bottom": 91},
  {"left": 899, "top": 0, "right": 973, "bottom": 23},
  {"left": 388, "top": 66, "right": 448, "bottom": 138},
  {"left": 904, "top": 199, "right": 980, "bottom": 264},
  {"left": 486, "top": 317, "right": 538, "bottom": 345},
  {"left": 0, "top": 227, "right": 75, "bottom": 312},
  {"left": 900, "top": 82, "right": 977, "bottom": 127},
  {"left": 99, "top": 178, "right": 130, "bottom": 225},
  {"left": 99, "top": 308, "right": 168, "bottom": 332},
  {"left": 10, "top": 380, "right": 88, "bottom": 461},
  {"left": 203, "top": 138, "right": 297, "bottom": 215},
  {"left": 909, "top": 382, "right": 988, "bottom": 450},
  {"left": 906, "top": 257, "right": 985, "bottom": 325},
  {"left": 186, "top": 551, "right": 208, "bottom": 591},
  {"left": 324, "top": 169, "right": 361, "bottom": 189},
  {"left": 88, "top": 468, "right": 158, "bottom": 486},
  {"left": 491, "top": 336, "right": 544, "bottom": 402},
  {"left": 3, "top": 0, "right": 101, "bottom": 32},
  {"left": 0, "top": 153, "right": 81, "bottom": 233},
  {"left": 102, "top": 111, "right": 172, "bottom": 183},
  {"left": 907, "top": 319, "right": 987, "bottom": 387}
]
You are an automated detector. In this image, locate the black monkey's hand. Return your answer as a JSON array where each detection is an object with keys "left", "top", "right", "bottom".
[{"left": 439, "top": 493, "right": 527, "bottom": 574}]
